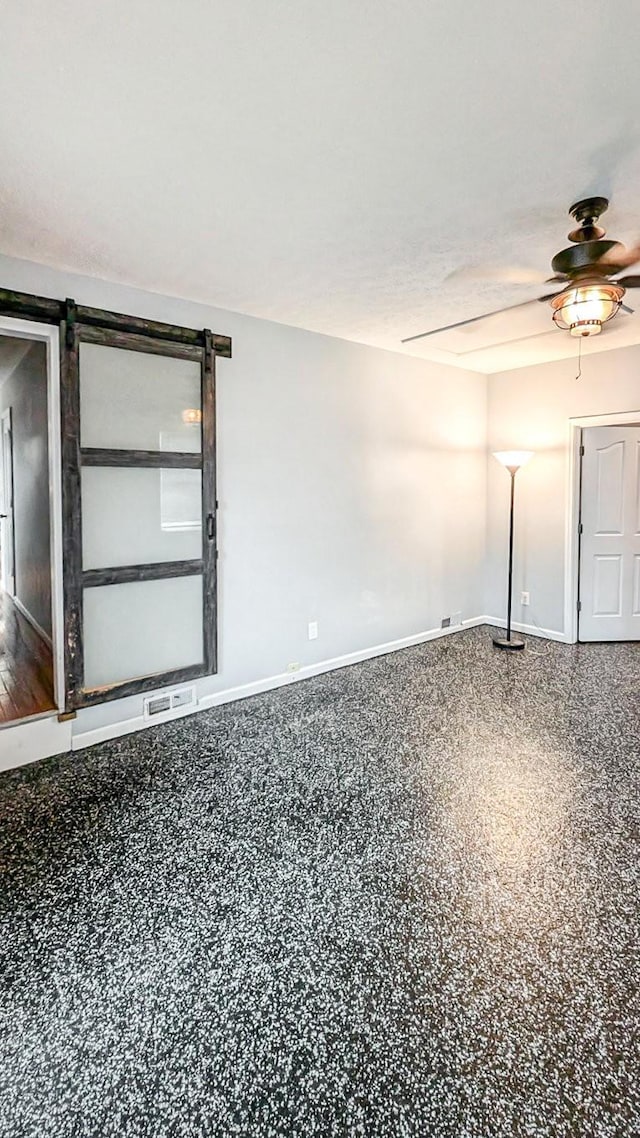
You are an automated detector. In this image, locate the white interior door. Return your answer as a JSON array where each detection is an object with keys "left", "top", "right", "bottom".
[
  {"left": 0, "top": 407, "right": 15, "bottom": 595},
  {"left": 579, "top": 425, "right": 640, "bottom": 641}
]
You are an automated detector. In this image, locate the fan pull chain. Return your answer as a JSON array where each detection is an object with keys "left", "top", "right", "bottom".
[{"left": 575, "top": 336, "right": 582, "bottom": 381}]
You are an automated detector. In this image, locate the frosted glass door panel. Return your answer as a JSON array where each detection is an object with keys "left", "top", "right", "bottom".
[
  {"left": 84, "top": 575, "right": 204, "bottom": 688},
  {"left": 80, "top": 342, "right": 202, "bottom": 451},
  {"left": 82, "top": 467, "right": 202, "bottom": 569}
]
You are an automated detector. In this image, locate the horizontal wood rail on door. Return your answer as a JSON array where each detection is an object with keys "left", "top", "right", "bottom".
[
  {"left": 81, "top": 448, "right": 203, "bottom": 469},
  {"left": 82, "top": 560, "right": 204, "bottom": 588}
]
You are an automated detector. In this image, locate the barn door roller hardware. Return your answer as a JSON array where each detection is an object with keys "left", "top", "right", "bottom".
[{"left": 64, "top": 297, "right": 77, "bottom": 350}]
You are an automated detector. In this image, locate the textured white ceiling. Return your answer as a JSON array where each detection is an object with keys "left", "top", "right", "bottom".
[{"left": 1, "top": 1, "right": 640, "bottom": 372}]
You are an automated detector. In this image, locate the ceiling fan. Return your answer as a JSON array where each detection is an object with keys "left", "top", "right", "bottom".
[{"left": 402, "top": 197, "right": 640, "bottom": 345}]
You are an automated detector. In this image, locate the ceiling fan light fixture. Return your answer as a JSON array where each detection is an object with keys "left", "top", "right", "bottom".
[
  {"left": 550, "top": 281, "right": 625, "bottom": 337},
  {"left": 402, "top": 197, "right": 640, "bottom": 349}
]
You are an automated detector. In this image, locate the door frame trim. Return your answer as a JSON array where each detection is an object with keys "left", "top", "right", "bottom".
[
  {"left": 565, "top": 409, "right": 640, "bottom": 643},
  {"left": 0, "top": 406, "right": 15, "bottom": 595},
  {"left": 0, "top": 315, "right": 64, "bottom": 711}
]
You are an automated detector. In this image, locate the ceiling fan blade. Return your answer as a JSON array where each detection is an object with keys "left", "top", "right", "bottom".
[
  {"left": 594, "top": 241, "right": 640, "bottom": 275},
  {"left": 617, "top": 275, "right": 640, "bottom": 288},
  {"left": 622, "top": 303, "right": 635, "bottom": 314},
  {"left": 536, "top": 290, "right": 563, "bottom": 302},
  {"left": 445, "top": 264, "right": 551, "bottom": 285},
  {"left": 401, "top": 295, "right": 557, "bottom": 344}
]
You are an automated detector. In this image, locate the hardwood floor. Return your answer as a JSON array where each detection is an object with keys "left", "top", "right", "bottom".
[{"left": 0, "top": 591, "right": 55, "bottom": 723}]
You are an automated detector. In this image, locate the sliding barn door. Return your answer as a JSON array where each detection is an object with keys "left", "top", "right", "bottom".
[{"left": 63, "top": 321, "right": 217, "bottom": 707}]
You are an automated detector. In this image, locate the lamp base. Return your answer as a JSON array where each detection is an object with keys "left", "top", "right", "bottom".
[{"left": 492, "top": 635, "right": 525, "bottom": 651}]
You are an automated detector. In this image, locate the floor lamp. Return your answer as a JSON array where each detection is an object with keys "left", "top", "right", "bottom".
[{"left": 492, "top": 450, "right": 534, "bottom": 651}]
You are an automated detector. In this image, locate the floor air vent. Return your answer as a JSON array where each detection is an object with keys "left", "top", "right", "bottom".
[{"left": 143, "top": 687, "right": 197, "bottom": 721}]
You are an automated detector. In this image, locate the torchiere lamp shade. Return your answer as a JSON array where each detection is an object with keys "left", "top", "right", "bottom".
[{"left": 493, "top": 450, "right": 534, "bottom": 473}]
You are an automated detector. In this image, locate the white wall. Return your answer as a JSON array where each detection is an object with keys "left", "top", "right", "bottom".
[
  {"left": 486, "top": 343, "right": 640, "bottom": 637},
  {"left": 0, "top": 255, "right": 487, "bottom": 745}
]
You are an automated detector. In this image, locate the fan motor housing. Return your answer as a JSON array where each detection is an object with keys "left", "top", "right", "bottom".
[{"left": 552, "top": 239, "right": 619, "bottom": 276}]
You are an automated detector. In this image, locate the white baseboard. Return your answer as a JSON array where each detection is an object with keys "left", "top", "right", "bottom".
[
  {"left": 0, "top": 714, "right": 72, "bottom": 772},
  {"left": 71, "top": 616, "right": 487, "bottom": 752},
  {"left": 12, "top": 596, "right": 53, "bottom": 648},
  {"left": 0, "top": 615, "right": 572, "bottom": 770},
  {"left": 482, "top": 616, "right": 568, "bottom": 644}
]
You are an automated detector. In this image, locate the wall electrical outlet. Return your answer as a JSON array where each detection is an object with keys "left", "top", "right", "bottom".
[
  {"left": 286, "top": 661, "right": 301, "bottom": 673},
  {"left": 308, "top": 621, "right": 318, "bottom": 641},
  {"left": 521, "top": 591, "right": 530, "bottom": 606}
]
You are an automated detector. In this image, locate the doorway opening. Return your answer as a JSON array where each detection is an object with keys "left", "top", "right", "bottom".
[{"left": 0, "top": 321, "right": 63, "bottom": 727}]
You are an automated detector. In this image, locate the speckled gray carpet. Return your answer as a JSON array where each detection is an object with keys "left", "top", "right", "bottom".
[{"left": 1, "top": 625, "right": 639, "bottom": 1137}]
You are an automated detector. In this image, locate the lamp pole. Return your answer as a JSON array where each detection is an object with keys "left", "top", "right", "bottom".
[{"left": 492, "top": 451, "right": 534, "bottom": 651}]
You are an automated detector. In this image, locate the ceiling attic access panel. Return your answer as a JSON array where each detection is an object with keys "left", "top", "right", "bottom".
[{"left": 61, "top": 312, "right": 220, "bottom": 710}]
